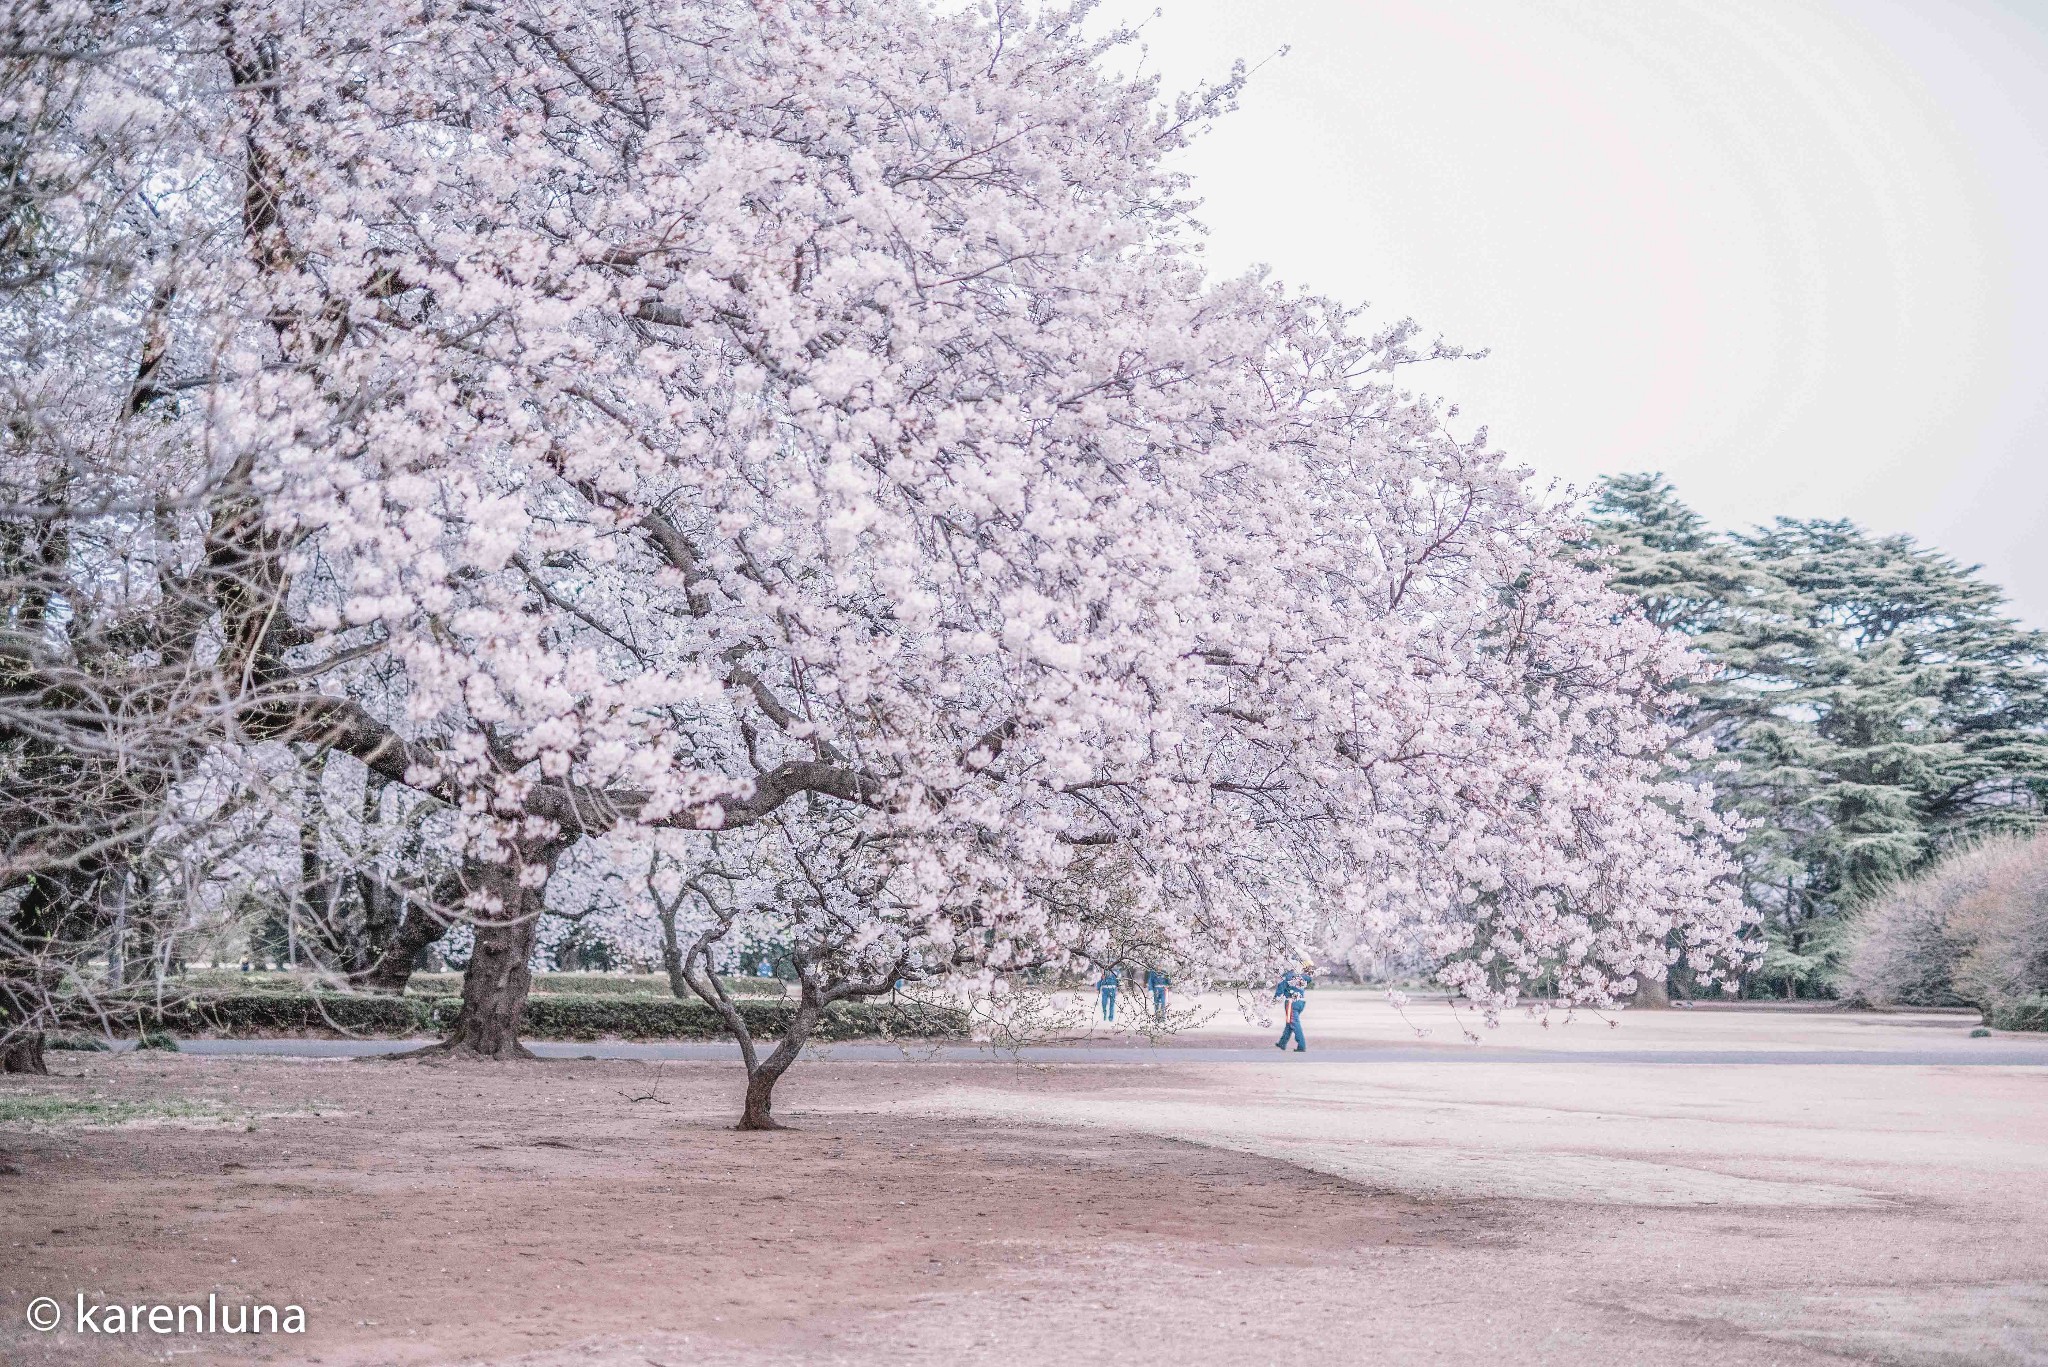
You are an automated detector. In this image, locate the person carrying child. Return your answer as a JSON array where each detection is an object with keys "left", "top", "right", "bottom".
[{"left": 1274, "top": 962, "right": 1312, "bottom": 1052}]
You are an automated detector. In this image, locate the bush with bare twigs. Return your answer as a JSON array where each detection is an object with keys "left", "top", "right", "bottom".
[{"left": 1844, "top": 830, "right": 2048, "bottom": 1024}]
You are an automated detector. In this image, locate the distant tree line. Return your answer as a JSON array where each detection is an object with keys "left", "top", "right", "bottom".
[{"left": 1589, "top": 474, "right": 2048, "bottom": 996}]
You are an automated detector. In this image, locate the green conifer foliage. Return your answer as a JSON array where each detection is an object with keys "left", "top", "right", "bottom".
[{"left": 1589, "top": 475, "right": 2048, "bottom": 996}]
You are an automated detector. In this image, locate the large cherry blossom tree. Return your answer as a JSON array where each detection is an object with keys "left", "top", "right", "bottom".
[{"left": 4, "top": 0, "right": 1755, "bottom": 1097}]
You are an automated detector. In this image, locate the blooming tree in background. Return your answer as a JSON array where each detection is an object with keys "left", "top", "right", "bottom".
[{"left": 2, "top": 0, "right": 1755, "bottom": 1096}]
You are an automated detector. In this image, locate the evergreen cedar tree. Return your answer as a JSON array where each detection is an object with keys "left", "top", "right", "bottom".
[{"left": 1589, "top": 474, "right": 2048, "bottom": 997}]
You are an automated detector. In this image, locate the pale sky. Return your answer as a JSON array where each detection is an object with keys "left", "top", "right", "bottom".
[{"left": 1093, "top": 0, "right": 2048, "bottom": 624}]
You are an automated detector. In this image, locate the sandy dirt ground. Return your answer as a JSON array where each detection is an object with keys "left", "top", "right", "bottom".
[{"left": 3, "top": 1001, "right": 2045, "bottom": 1366}]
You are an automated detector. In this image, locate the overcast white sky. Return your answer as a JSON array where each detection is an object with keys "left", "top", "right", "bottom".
[{"left": 1092, "top": 0, "right": 2048, "bottom": 623}]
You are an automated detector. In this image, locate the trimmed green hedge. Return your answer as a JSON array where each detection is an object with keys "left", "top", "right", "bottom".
[
  {"left": 404, "top": 971, "right": 782, "bottom": 999},
  {"left": 1989, "top": 995, "right": 2048, "bottom": 1032},
  {"left": 174, "top": 970, "right": 784, "bottom": 1000},
  {"left": 512, "top": 993, "right": 965, "bottom": 1041},
  {"left": 73, "top": 990, "right": 966, "bottom": 1042},
  {"left": 91, "top": 991, "right": 430, "bottom": 1036}
]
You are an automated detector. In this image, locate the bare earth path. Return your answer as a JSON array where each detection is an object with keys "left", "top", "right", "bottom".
[{"left": 3, "top": 1001, "right": 2045, "bottom": 1366}]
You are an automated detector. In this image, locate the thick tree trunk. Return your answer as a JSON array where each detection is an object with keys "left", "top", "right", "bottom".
[
  {"left": 430, "top": 912, "right": 539, "bottom": 1059},
  {"left": 739, "top": 1068, "right": 782, "bottom": 1130},
  {"left": 409, "top": 848, "right": 556, "bottom": 1061},
  {"left": 2, "top": 895, "right": 57, "bottom": 1075},
  {"left": 350, "top": 872, "right": 396, "bottom": 978},
  {"left": 2, "top": 1032, "right": 48, "bottom": 1075}
]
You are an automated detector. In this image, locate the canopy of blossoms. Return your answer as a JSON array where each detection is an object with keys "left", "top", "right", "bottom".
[{"left": 5, "top": 0, "right": 1756, "bottom": 1030}]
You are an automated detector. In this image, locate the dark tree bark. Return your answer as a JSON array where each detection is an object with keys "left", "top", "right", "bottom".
[
  {"left": 354, "top": 878, "right": 397, "bottom": 976},
  {"left": 295, "top": 749, "right": 343, "bottom": 968},
  {"left": 1, "top": 1032, "right": 47, "bottom": 1075},
  {"left": 2, "top": 879, "right": 65, "bottom": 1075},
  {"left": 434, "top": 911, "right": 538, "bottom": 1058},
  {"left": 360, "top": 899, "right": 448, "bottom": 994},
  {"left": 737, "top": 995, "right": 823, "bottom": 1131},
  {"left": 408, "top": 843, "right": 560, "bottom": 1060},
  {"left": 657, "top": 900, "right": 690, "bottom": 1001}
]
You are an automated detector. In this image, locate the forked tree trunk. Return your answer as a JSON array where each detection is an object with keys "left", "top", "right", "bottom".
[
  {"left": 738, "top": 1000, "right": 822, "bottom": 1131},
  {"left": 361, "top": 900, "right": 449, "bottom": 995},
  {"left": 1, "top": 1032, "right": 47, "bottom": 1075},
  {"left": 731, "top": 962, "right": 918, "bottom": 1128},
  {"left": 675, "top": 924, "right": 899, "bottom": 1130}
]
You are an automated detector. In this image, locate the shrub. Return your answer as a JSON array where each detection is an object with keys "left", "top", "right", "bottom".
[
  {"left": 403, "top": 971, "right": 782, "bottom": 999},
  {"left": 499, "top": 993, "right": 966, "bottom": 1042},
  {"left": 1990, "top": 995, "right": 2048, "bottom": 1033},
  {"left": 93, "top": 991, "right": 434, "bottom": 1036},
  {"left": 45, "top": 1033, "right": 110, "bottom": 1052},
  {"left": 1952, "top": 849, "right": 2048, "bottom": 1013},
  {"left": 1845, "top": 829, "right": 2048, "bottom": 1028}
]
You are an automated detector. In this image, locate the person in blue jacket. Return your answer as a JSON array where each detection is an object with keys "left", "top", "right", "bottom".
[
  {"left": 1097, "top": 968, "right": 1120, "bottom": 1021},
  {"left": 1274, "top": 964, "right": 1312, "bottom": 1052},
  {"left": 1145, "top": 968, "right": 1170, "bottom": 1017}
]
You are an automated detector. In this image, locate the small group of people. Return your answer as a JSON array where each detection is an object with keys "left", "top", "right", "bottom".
[
  {"left": 1092, "top": 962, "right": 1313, "bottom": 1050},
  {"left": 1095, "top": 967, "right": 1172, "bottom": 1021}
]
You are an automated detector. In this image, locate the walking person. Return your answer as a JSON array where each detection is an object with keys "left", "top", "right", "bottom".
[
  {"left": 1097, "top": 967, "right": 1120, "bottom": 1022},
  {"left": 1146, "top": 968, "right": 1170, "bottom": 1017},
  {"left": 1274, "top": 963, "right": 1311, "bottom": 1052}
]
